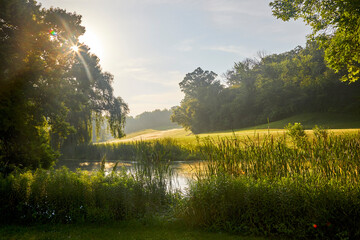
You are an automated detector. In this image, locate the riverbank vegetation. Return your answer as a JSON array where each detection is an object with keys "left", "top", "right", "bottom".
[
  {"left": 2, "top": 0, "right": 360, "bottom": 239},
  {"left": 2, "top": 125, "right": 360, "bottom": 238},
  {"left": 180, "top": 125, "right": 360, "bottom": 238}
]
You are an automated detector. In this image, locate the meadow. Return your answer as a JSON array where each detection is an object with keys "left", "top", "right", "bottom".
[{"left": 2, "top": 118, "right": 360, "bottom": 239}]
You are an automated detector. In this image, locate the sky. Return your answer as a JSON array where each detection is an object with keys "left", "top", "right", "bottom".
[{"left": 38, "top": 0, "right": 311, "bottom": 116}]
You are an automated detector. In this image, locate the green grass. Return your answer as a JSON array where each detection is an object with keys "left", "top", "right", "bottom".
[
  {"left": 4, "top": 125, "right": 360, "bottom": 239},
  {"left": 178, "top": 127, "right": 360, "bottom": 238},
  {"left": 110, "top": 113, "right": 360, "bottom": 145},
  {"left": 250, "top": 112, "right": 360, "bottom": 130},
  {"left": 112, "top": 129, "right": 159, "bottom": 141},
  {"left": 0, "top": 221, "right": 265, "bottom": 240}
]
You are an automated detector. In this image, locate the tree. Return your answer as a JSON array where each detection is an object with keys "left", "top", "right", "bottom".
[
  {"left": 179, "top": 67, "right": 219, "bottom": 98},
  {"left": 0, "top": 0, "right": 128, "bottom": 172},
  {"left": 171, "top": 67, "right": 222, "bottom": 133},
  {"left": 270, "top": 0, "right": 360, "bottom": 82},
  {"left": 172, "top": 43, "right": 360, "bottom": 134}
]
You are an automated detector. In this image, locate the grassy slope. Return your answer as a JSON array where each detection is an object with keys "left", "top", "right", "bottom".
[
  {"left": 251, "top": 112, "right": 360, "bottom": 129},
  {"left": 111, "top": 113, "right": 360, "bottom": 144},
  {"left": 0, "top": 221, "right": 264, "bottom": 240}
]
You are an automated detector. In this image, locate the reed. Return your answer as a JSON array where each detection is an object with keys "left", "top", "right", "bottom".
[
  {"left": 60, "top": 138, "right": 198, "bottom": 161},
  {"left": 197, "top": 126, "right": 360, "bottom": 184},
  {"left": 180, "top": 125, "right": 360, "bottom": 238},
  {"left": 0, "top": 157, "right": 177, "bottom": 224}
]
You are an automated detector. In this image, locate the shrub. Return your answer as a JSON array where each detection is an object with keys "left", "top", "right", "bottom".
[{"left": 0, "top": 166, "right": 176, "bottom": 224}]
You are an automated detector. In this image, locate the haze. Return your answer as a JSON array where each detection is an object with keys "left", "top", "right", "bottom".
[{"left": 38, "top": 0, "right": 311, "bottom": 116}]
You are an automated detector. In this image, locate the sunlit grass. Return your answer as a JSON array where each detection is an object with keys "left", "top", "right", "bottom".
[
  {"left": 107, "top": 127, "right": 359, "bottom": 147},
  {"left": 110, "top": 112, "right": 360, "bottom": 145},
  {"left": 4, "top": 125, "right": 360, "bottom": 238},
  {"left": 178, "top": 127, "right": 360, "bottom": 238}
]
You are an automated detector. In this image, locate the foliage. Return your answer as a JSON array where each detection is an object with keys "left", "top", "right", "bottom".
[
  {"left": 270, "top": 0, "right": 360, "bottom": 82},
  {"left": 179, "top": 129, "right": 360, "bottom": 238},
  {"left": 0, "top": 164, "right": 175, "bottom": 224},
  {"left": 3, "top": 128, "right": 360, "bottom": 239},
  {"left": 285, "top": 122, "right": 307, "bottom": 146},
  {"left": 171, "top": 67, "right": 223, "bottom": 133},
  {"left": 171, "top": 42, "right": 360, "bottom": 134},
  {"left": 60, "top": 138, "right": 199, "bottom": 161},
  {"left": 181, "top": 176, "right": 360, "bottom": 239},
  {"left": 0, "top": 0, "right": 128, "bottom": 172}
]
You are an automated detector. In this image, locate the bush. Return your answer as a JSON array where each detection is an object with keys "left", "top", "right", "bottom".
[
  {"left": 0, "top": 166, "right": 175, "bottom": 224},
  {"left": 180, "top": 175, "right": 360, "bottom": 239}
]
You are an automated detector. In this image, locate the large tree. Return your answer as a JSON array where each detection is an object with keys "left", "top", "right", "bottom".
[
  {"left": 0, "top": 0, "right": 128, "bottom": 172},
  {"left": 270, "top": 0, "right": 360, "bottom": 82},
  {"left": 171, "top": 67, "right": 222, "bottom": 133}
]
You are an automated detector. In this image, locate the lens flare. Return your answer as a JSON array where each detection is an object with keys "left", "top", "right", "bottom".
[
  {"left": 49, "top": 29, "right": 57, "bottom": 36},
  {"left": 71, "top": 45, "right": 79, "bottom": 52}
]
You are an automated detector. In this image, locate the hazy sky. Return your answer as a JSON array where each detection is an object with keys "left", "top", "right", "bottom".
[{"left": 38, "top": 0, "right": 311, "bottom": 116}]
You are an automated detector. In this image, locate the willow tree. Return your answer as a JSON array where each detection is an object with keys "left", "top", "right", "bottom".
[{"left": 0, "top": 0, "right": 128, "bottom": 172}]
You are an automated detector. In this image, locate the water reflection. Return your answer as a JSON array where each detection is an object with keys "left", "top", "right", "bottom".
[{"left": 55, "top": 160, "right": 202, "bottom": 192}]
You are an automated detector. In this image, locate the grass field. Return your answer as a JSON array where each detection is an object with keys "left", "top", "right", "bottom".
[
  {"left": 5, "top": 113, "right": 360, "bottom": 239},
  {"left": 0, "top": 221, "right": 264, "bottom": 240},
  {"left": 110, "top": 113, "right": 360, "bottom": 145}
]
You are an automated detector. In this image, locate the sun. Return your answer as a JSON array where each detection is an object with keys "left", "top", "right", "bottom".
[
  {"left": 78, "top": 29, "right": 104, "bottom": 59},
  {"left": 71, "top": 45, "right": 79, "bottom": 52}
]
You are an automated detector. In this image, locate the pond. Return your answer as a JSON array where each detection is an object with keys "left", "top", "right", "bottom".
[{"left": 55, "top": 159, "right": 204, "bottom": 192}]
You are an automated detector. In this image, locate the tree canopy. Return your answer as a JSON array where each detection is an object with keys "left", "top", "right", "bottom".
[
  {"left": 270, "top": 0, "right": 360, "bottom": 82},
  {"left": 0, "top": 0, "right": 128, "bottom": 172},
  {"left": 171, "top": 67, "right": 223, "bottom": 133},
  {"left": 171, "top": 42, "right": 360, "bottom": 133}
]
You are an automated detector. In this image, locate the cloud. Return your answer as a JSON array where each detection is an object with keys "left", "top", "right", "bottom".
[
  {"left": 119, "top": 68, "right": 183, "bottom": 86},
  {"left": 113, "top": 58, "right": 184, "bottom": 86},
  {"left": 204, "top": 45, "right": 257, "bottom": 57},
  {"left": 203, "top": 0, "right": 270, "bottom": 17},
  {"left": 111, "top": 61, "right": 186, "bottom": 116},
  {"left": 131, "top": 91, "right": 183, "bottom": 103},
  {"left": 198, "top": 0, "right": 277, "bottom": 32},
  {"left": 128, "top": 91, "right": 184, "bottom": 116},
  {"left": 175, "top": 39, "right": 196, "bottom": 52}
]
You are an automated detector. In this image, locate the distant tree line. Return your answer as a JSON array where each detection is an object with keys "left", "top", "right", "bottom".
[
  {"left": 171, "top": 42, "right": 360, "bottom": 133},
  {"left": 0, "top": 1, "right": 128, "bottom": 172},
  {"left": 125, "top": 109, "right": 180, "bottom": 134}
]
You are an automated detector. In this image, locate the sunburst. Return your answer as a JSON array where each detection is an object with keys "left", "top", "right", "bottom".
[{"left": 71, "top": 45, "right": 79, "bottom": 52}]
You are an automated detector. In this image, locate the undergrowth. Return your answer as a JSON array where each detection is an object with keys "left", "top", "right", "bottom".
[{"left": 179, "top": 124, "right": 360, "bottom": 239}]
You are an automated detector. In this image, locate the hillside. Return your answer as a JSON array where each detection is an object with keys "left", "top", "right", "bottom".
[
  {"left": 110, "top": 113, "right": 360, "bottom": 143},
  {"left": 251, "top": 112, "right": 360, "bottom": 130}
]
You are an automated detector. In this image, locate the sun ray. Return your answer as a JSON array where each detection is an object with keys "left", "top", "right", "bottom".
[{"left": 71, "top": 45, "right": 79, "bottom": 52}]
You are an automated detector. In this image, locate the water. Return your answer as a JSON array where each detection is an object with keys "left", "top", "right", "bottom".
[{"left": 55, "top": 159, "right": 203, "bottom": 192}]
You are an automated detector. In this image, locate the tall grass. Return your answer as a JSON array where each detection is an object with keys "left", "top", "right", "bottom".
[
  {"left": 60, "top": 138, "right": 198, "bottom": 161},
  {"left": 179, "top": 125, "right": 360, "bottom": 239},
  {"left": 3, "top": 124, "right": 360, "bottom": 239},
  {"left": 0, "top": 145, "right": 179, "bottom": 224},
  {"left": 197, "top": 126, "right": 360, "bottom": 183}
]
